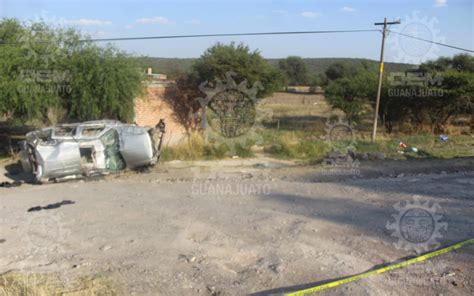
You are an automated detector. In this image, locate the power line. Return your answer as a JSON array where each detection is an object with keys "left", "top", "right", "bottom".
[
  {"left": 2, "top": 27, "right": 472, "bottom": 54},
  {"left": 0, "top": 29, "right": 379, "bottom": 46},
  {"left": 81, "top": 29, "right": 379, "bottom": 43},
  {"left": 388, "top": 30, "right": 474, "bottom": 53}
]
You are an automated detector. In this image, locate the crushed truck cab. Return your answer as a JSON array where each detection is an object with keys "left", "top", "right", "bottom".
[{"left": 20, "top": 120, "right": 166, "bottom": 183}]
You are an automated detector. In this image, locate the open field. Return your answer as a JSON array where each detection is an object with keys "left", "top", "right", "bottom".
[{"left": 158, "top": 92, "right": 473, "bottom": 162}]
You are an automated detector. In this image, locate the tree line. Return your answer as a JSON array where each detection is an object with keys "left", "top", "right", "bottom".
[{"left": 324, "top": 54, "right": 474, "bottom": 133}]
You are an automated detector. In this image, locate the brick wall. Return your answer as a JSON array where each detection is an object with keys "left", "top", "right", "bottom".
[{"left": 134, "top": 83, "right": 187, "bottom": 146}]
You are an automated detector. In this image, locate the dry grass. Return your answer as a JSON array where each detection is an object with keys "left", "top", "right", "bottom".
[
  {"left": 0, "top": 272, "right": 119, "bottom": 295},
  {"left": 161, "top": 132, "right": 206, "bottom": 161},
  {"left": 158, "top": 92, "right": 473, "bottom": 161}
]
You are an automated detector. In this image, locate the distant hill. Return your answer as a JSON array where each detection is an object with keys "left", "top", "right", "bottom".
[
  {"left": 137, "top": 57, "right": 414, "bottom": 80},
  {"left": 137, "top": 57, "right": 195, "bottom": 79},
  {"left": 267, "top": 58, "right": 414, "bottom": 76}
]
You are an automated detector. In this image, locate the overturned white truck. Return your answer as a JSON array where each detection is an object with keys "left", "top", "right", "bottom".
[{"left": 19, "top": 120, "right": 166, "bottom": 183}]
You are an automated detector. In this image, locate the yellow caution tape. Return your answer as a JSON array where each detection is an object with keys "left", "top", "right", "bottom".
[{"left": 285, "top": 238, "right": 474, "bottom": 296}]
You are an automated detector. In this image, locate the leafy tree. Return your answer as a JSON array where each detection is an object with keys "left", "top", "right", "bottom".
[
  {"left": 432, "top": 70, "right": 473, "bottom": 131},
  {"left": 0, "top": 18, "right": 143, "bottom": 124},
  {"left": 325, "top": 62, "right": 355, "bottom": 81},
  {"left": 192, "top": 42, "right": 284, "bottom": 98},
  {"left": 278, "top": 56, "right": 309, "bottom": 86},
  {"left": 311, "top": 72, "right": 328, "bottom": 87},
  {"left": 0, "top": 19, "right": 64, "bottom": 122},
  {"left": 325, "top": 67, "right": 377, "bottom": 123},
  {"left": 66, "top": 45, "right": 143, "bottom": 122},
  {"left": 419, "top": 54, "right": 474, "bottom": 73},
  {"left": 381, "top": 55, "right": 474, "bottom": 133},
  {"left": 452, "top": 54, "right": 474, "bottom": 73}
]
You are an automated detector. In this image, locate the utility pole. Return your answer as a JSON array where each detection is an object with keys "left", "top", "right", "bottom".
[{"left": 372, "top": 18, "right": 400, "bottom": 143}]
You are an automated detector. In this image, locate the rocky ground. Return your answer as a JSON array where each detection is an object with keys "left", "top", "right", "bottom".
[{"left": 0, "top": 157, "right": 473, "bottom": 295}]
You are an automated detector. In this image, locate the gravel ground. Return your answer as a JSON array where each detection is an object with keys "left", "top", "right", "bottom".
[{"left": 0, "top": 157, "right": 473, "bottom": 295}]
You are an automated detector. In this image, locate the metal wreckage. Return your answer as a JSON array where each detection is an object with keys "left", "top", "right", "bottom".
[{"left": 19, "top": 120, "right": 166, "bottom": 183}]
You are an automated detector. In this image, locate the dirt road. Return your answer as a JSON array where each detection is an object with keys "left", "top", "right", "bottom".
[{"left": 1, "top": 158, "right": 473, "bottom": 295}]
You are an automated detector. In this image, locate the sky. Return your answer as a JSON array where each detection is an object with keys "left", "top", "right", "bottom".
[{"left": 1, "top": 0, "right": 473, "bottom": 63}]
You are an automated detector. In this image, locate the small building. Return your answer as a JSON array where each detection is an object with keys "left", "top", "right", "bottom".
[{"left": 145, "top": 68, "right": 167, "bottom": 83}]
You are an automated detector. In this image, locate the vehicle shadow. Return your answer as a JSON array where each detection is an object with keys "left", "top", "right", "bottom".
[{"left": 4, "top": 162, "right": 35, "bottom": 184}]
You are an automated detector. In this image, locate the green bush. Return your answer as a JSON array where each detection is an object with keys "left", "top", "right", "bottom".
[{"left": 261, "top": 130, "right": 329, "bottom": 160}]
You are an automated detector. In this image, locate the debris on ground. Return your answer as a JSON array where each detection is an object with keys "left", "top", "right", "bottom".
[
  {"left": 27, "top": 200, "right": 76, "bottom": 212},
  {"left": 0, "top": 181, "right": 22, "bottom": 188},
  {"left": 100, "top": 245, "right": 113, "bottom": 251},
  {"left": 398, "top": 142, "right": 418, "bottom": 154},
  {"left": 440, "top": 134, "right": 449, "bottom": 142},
  {"left": 178, "top": 254, "right": 197, "bottom": 263}
]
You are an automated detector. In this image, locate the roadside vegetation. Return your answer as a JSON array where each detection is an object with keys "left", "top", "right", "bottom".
[
  {"left": 1, "top": 18, "right": 472, "bottom": 163},
  {"left": 0, "top": 19, "right": 143, "bottom": 124},
  {"left": 163, "top": 51, "right": 473, "bottom": 162}
]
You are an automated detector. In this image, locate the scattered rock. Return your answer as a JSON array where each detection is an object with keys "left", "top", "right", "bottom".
[
  {"left": 328, "top": 151, "right": 345, "bottom": 159},
  {"left": 178, "top": 254, "right": 196, "bottom": 263},
  {"left": 254, "top": 162, "right": 270, "bottom": 168},
  {"left": 0, "top": 239, "right": 6, "bottom": 244},
  {"left": 268, "top": 263, "right": 282, "bottom": 274},
  {"left": 348, "top": 151, "right": 385, "bottom": 161},
  {"left": 443, "top": 271, "right": 456, "bottom": 277},
  {"left": 371, "top": 152, "right": 385, "bottom": 160},
  {"left": 242, "top": 173, "right": 253, "bottom": 179},
  {"left": 206, "top": 285, "right": 221, "bottom": 296},
  {"left": 396, "top": 173, "right": 405, "bottom": 178},
  {"left": 100, "top": 245, "right": 112, "bottom": 251}
]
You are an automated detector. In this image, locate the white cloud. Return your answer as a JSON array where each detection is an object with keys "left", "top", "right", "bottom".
[
  {"left": 434, "top": 0, "right": 448, "bottom": 7},
  {"left": 136, "top": 16, "right": 172, "bottom": 25},
  {"left": 301, "top": 11, "right": 320, "bottom": 18},
  {"left": 342, "top": 6, "right": 356, "bottom": 12},
  {"left": 64, "top": 18, "right": 112, "bottom": 26}
]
